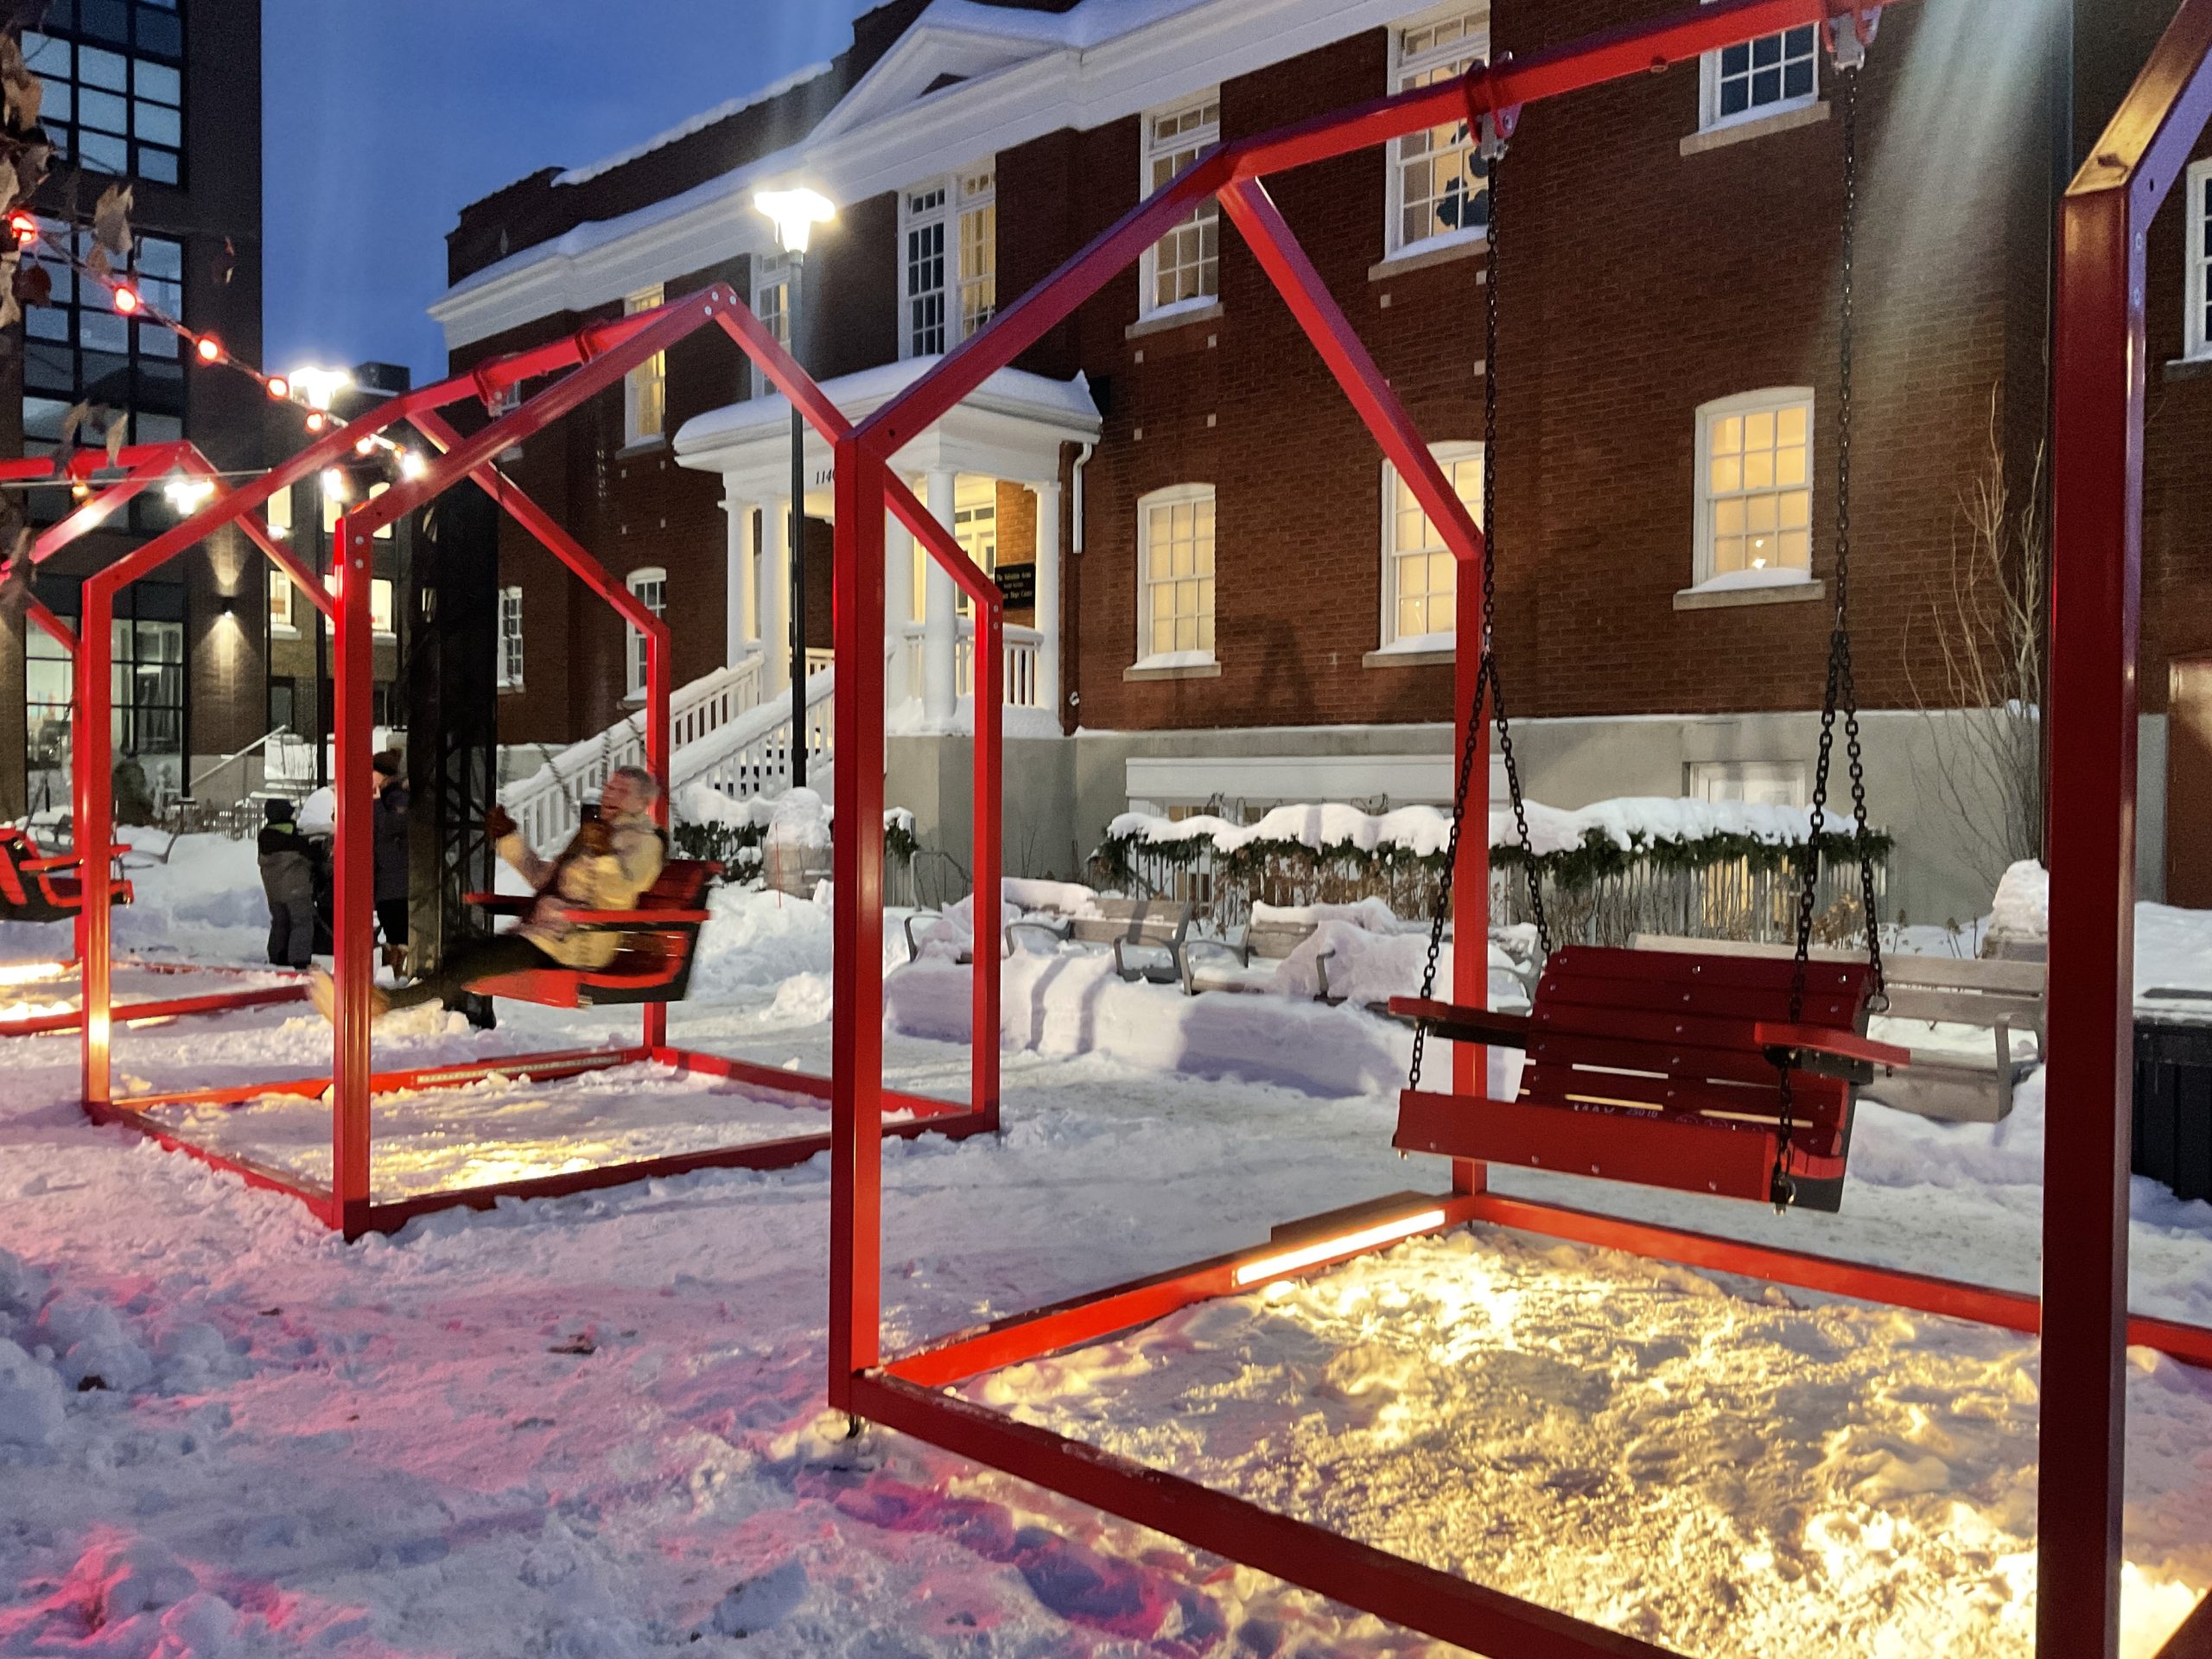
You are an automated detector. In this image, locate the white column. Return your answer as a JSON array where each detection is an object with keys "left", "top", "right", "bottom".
[
  {"left": 723, "top": 490, "right": 753, "bottom": 667},
  {"left": 1033, "top": 479, "right": 1063, "bottom": 722},
  {"left": 763, "top": 494, "right": 791, "bottom": 698},
  {"left": 887, "top": 503, "right": 915, "bottom": 710},
  {"left": 923, "top": 467, "right": 957, "bottom": 727}
]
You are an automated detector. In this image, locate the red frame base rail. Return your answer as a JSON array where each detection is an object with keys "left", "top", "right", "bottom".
[
  {"left": 824, "top": 2, "right": 2212, "bottom": 1655},
  {"left": 72, "top": 289, "right": 1005, "bottom": 1239}
]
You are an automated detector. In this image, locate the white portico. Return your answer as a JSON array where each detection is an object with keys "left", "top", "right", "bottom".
[{"left": 673, "top": 358, "right": 1101, "bottom": 733}]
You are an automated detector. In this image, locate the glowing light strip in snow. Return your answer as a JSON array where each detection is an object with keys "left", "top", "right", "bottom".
[
  {"left": 0, "top": 961, "right": 70, "bottom": 988},
  {"left": 1230, "top": 1208, "right": 1449, "bottom": 1287}
]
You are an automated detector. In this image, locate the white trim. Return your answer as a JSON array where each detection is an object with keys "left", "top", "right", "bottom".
[
  {"left": 626, "top": 565, "right": 668, "bottom": 701},
  {"left": 430, "top": 0, "right": 1472, "bottom": 351},
  {"left": 498, "top": 585, "right": 525, "bottom": 691},
  {"left": 1128, "top": 751, "right": 1456, "bottom": 804},
  {"left": 898, "top": 164, "right": 996, "bottom": 360},
  {"left": 370, "top": 577, "right": 397, "bottom": 640},
  {"left": 1691, "top": 386, "right": 1815, "bottom": 591},
  {"left": 751, "top": 254, "right": 791, "bottom": 399},
  {"left": 1695, "top": 8, "right": 1819, "bottom": 134},
  {"left": 1137, "top": 91, "right": 1221, "bottom": 319},
  {"left": 1134, "top": 482, "right": 1217, "bottom": 669},
  {"left": 1379, "top": 440, "right": 1480, "bottom": 652},
  {"left": 1384, "top": 3, "right": 1488, "bottom": 258},
  {"left": 2189, "top": 158, "right": 2212, "bottom": 361}
]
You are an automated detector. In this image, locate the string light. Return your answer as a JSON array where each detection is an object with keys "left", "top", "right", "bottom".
[
  {"left": 320, "top": 467, "right": 349, "bottom": 503},
  {"left": 6, "top": 209, "right": 37, "bottom": 245},
  {"left": 264, "top": 374, "right": 290, "bottom": 401},
  {"left": 111, "top": 283, "right": 141, "bottom": 315},
  {"left": 398, "top": 450, "right": 428, "bottom": 481},
  {"left": 194, "top": 334, "right": 224, "bottom": 365}
]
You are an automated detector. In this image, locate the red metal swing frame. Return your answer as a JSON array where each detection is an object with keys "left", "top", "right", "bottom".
[
  {"left": 0, "top": 442, "right": 309, "bottom": 1034},
  {"left": 824, "top": 1, "right": 2212, "bottom": 1654},
  {"left": 73, "top": 291, "right": 1006, "bottom": 1238}
]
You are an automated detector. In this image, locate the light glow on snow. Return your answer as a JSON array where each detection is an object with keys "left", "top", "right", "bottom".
[
  {"left": 1230, "top": 1208, "right": 1447, "bottom": 1287},
  {"left": 0, "top": 960, "right": 70, "bottom": 988}
]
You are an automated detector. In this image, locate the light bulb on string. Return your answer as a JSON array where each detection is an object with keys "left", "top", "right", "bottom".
[
  {"left": 194, "top": 334, "right": 224, "bottom": 365},
  {"left": 111, "top": 284, "right": 141, "bottom": 315},
  {"left": 397, "top": 450, "right": 428, "bottom": 481}
]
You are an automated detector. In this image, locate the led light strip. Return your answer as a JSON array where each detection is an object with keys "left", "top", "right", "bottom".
[{"left": 1230, "top": 1207, "right": 1449, "bottom": 1287}]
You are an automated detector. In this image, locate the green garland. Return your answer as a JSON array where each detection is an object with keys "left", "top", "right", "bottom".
[
  {"left": 674, "top": 813, "right": 923, "bottom": 875},
  {"left": 1093, "top": 822, "right": 1892, "bottom": 898}
]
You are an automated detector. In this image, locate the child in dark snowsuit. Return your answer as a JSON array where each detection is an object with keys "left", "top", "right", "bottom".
[{"left": 258, "top": 798, "right": 317, "bottom": 969}]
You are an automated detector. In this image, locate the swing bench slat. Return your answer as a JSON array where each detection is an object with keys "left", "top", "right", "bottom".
[
  {"left": 463, "top": 858, "right": 720, "bottom": 1009},
  {"left": 1389, "top": 944, "right": 1909, "bottom": 1210}
]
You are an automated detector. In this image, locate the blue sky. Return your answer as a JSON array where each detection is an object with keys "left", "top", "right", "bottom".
[{"left": 261, "top": 2, "right": 874, "bottom": 383}]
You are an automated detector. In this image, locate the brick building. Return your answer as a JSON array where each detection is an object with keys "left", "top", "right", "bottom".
[
  {"left": 432, "top": 0, "right": 2183, "bottom": 923},
  {"left": 0, "top": 0, "right": 268, "bottom": 818}
]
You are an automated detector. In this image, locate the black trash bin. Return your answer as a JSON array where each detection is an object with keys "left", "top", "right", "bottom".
[{"left": 2133, "top": 1014, "right": 2212, "bottom": 1203}]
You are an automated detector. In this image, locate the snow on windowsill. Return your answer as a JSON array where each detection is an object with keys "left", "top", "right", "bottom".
[
  {"left": 1368, "top": 230, "right": 1486, "bottom": 282},
  {"left": 1124, "top": 651, "right": 1220, "bottom": 682},
  {"left": 1681, "top": 97, "right": 1828, "bottom": 156},
  {"left": 1363, "top": 633, "right": 1454, "bottom": 668},
  {"left": 1674, "top": 569, "right": 1825, "bottom": 611},
  {"left": 1125, "top": 297, "right": 1223, "bottom": 340}
]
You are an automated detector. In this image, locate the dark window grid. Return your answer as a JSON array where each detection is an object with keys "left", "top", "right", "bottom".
[
  {"left": 24, "top": 579, "right": 188, "bottom": 762},
  {"left": 24, "top": 22, "right": 184, "bottom": 187},
  {"left": 1717, "top": 26, "right": 1815, "bottom": 119}
]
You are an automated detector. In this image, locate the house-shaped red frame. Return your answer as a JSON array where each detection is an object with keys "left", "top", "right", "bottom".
[
  {"left": 71, "top": 294, "right": 1007, "bottom": 1237},
  {"left": 822, "top": 0, "right": 2212, "bottom": 1653}
]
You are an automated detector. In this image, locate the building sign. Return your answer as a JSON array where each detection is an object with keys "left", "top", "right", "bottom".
[{"left": 994, "top": 562, "right": 1036, "bottom": 609}]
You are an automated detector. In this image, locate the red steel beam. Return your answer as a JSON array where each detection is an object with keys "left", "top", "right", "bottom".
[
  {"left": 2161, "top": 1592, "right": 2212, "bottom": 1659},
  {"left": 2045, "top": 3, "right": 2212, "bottom": 1653},
  {"left": 851, "top": 1372, "right": 1675, "bottom": 1659},
  {"left": 2, "top": 984, "right": 306, "bottom": 1041}
]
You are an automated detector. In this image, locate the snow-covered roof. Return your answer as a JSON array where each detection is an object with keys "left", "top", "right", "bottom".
[
  {"left": 552, "top": 61, "right": 834, "bottom": 188},
  {"left": 673, "top": 356, "right": 1101, "bottom": 457}
]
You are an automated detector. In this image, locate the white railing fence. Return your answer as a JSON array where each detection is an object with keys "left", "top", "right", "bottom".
[
  {"left": 898, "top": 620, "right": 1044, "bottom": 709},
  {"left": 683, "top": 664, "right": 836, "bottom": 805}
]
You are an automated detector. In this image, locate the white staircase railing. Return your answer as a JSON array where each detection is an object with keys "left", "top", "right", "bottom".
[
  {"left": 680, "top": 664, "right": 836, "bottom": 804},
  {"left": 898, "top": 620, "right": 1045, "bottom": 709},
  {"left": 501, "top": 654, "right": 766, "bottom": 850}
]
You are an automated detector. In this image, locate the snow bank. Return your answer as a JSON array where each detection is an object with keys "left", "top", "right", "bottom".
[
  {"left": 887, "top": 950, "right": 1520, "bottom": 1099},
  {"left": 907, "top": 880, "right": 1100, "bottom": 962},
  {"left": 1272, "top": 929, "right": 1529, "bottom": 1010},
  {"left": 1988, "top": 860, "right": 2049, "bottom": 944}
]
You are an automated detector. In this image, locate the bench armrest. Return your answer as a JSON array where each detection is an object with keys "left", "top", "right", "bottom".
[
  {"left": 1007, "top": 918, "right": 1073, "bottom": 952},
  {"left": 902, "top": 909, "right": 943, "bottom": 959},
  {"left": 1178, "top": 934, "right": 1253, "bottom": 995},
  {"left": 1387, "top": 996, "right": 1535, "bottom": 1050},
  {"left": 1755, "top": 1021, "right": 1913, "bottom": 1084}
]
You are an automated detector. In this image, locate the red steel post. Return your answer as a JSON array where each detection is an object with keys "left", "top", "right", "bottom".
[
  {"left": 76, "top": 578, "right": 117, "bottom": 1107},
  {"left": 2044, "top": 4, "right": 2212, "bottom": 1649},
  {"left": 645, "top": 619, "right": 673, "bottom": 1052},
  {"left": 830, "top": 442, "right": 889, "bottom": 1405},
  {"left": 331, "top": 512, "right": 377, "bottom": 1237}
]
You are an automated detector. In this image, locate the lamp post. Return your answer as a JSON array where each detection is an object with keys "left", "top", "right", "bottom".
[{"left": 753, "top": 188, "right": 836, "bottom": 790}]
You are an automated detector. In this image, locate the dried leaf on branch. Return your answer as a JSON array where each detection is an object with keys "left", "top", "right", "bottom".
[
  {"left": 91, "top": 181, "right": 131, "bottom": 261},
  {"left": 0, "top": 251, "right": 18, "bottom": 330},
  {"left": 0, "top": 33, "right": 41, "bottom": 134},
  {"left": 105, "top": 410, "right": 128, "bottom": 466},
  {"left": 13, "top": 257, "right": 49, "bottom": 308},
  {"left": 58, "top": 397, "right": 95, "bottom": 449}
]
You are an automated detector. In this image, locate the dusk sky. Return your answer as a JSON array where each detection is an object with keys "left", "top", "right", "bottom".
[{"left": 261, "top": 2, "right": 875, "bottom": 384}]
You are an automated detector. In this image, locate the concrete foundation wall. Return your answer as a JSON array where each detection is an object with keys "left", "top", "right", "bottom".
[{"left": 873, "top": 710, "right": 2166, "bottom": 927}]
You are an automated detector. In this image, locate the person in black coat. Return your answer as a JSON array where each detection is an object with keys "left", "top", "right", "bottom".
[
  {"left": 372, "top": 749, "right": 410, "bottom": 975},
  {"left": 257, "top": 797, "right": 317, "bottom": 969}
]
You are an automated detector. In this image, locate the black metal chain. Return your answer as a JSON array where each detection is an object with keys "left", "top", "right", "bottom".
[
  {"left": 1777, "top": 62, "right": 1885, "bottom": 1210},
  {"left": 1411, "top": 143, "right": 1548, "bottom": 1092}
]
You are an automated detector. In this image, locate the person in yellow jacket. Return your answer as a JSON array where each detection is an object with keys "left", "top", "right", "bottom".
[{"left": 308, "top": 766, "right": 666, "bottom": 1020}]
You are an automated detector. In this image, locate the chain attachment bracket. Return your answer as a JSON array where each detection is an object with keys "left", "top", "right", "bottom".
[
  {"left": 1465, "top": 51, "right": 1520, "bottom": 163},
  {"left": 1824, "top": 4, "right": 1881, "bottom": 72}
]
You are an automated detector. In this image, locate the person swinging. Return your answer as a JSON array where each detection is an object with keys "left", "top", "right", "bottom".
[{"left": 308, "top": 766, "right": 667, "bottom": 1020}]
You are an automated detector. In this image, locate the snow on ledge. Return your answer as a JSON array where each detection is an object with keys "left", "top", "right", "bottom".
[{"left": 552, "top": 62, "right": 835, "bottom": 188}]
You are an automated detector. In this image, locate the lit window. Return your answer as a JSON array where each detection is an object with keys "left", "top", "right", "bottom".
[
  {"left": 624, "top": 284, "right": 667, "bottom": 444},
  {"left": 1136, "top": 484, "right": 1216, "bottom": 664},
  {"left": 23, "top": 16, "right": 184, "bottom": 185},
  {"left": 1700, "top": 20, "right": 1817, "bottom": 130},
  {"left": 1139, "top": 95, "right": 1220, "bottom": 316},
  {"left": 1388, "top": 8, "right": 1489, "bottom": 255},
  {"left": 952, "top": 474, "right": 997, "bottom": 618},
  {"left": 2188, "top": 159, "right": 2212, "bottom": 360},
  {"left": 1380, "top": 442, "right": 1481, "bottom": 651},
  {"left": 1690, "top": 760, "right": 1808, "bottom": 807},
  {"left": 753, "top": 255, "right": 789, "bottom": 398},
  {"left": 1694, "top": 389, "right": 1814, "bottom": 587},
  {"left": 499, "top": 587, "right": 524, "bottom": 690},
  {"left": 267, "top": 567, "right": 295, "bottom": 635},
  {"left": 899, "top": 169, "right": 994, "bottom": 359},
  {"left": 626, "top": 566, "right": 666, "bottom": 699}
]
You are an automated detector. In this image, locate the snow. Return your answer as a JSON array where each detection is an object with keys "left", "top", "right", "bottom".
[
  {"left": 1991, "top": 860, "right": 2050, "bottom": 943},
  {"left": 2, "top": 836, "right": 2211, "bottom": 1654},
  {"left": 1109, "top": 794, "right": 1870, "bottom": 862},
  {"left": 552, "top": 62, "right": 836, "bottom": 188},
  {"left": 672, "top": 356, "right": 1100, "bottom": 454},
  {"left": 1683, "top": 565, "right": 1822, "bottom": 594},
  {"left": 765, "top": 786, "right": 832, "bottom": 853}
]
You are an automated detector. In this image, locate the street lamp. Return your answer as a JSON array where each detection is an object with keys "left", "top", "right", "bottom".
[{"left": 753, "top": 187, "right": 835, "bottom": 789}]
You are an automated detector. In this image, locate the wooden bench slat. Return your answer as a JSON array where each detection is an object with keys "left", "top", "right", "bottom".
[
  {"left": 1555, "top": 944, "right": 1869, "bottom": 996},
  {"left": 1521, "top": 1063, "right": 1847, "bottom": 1148},
  {"left": 1537, "top": 973, "right": 1864, "bottom": 1029}
]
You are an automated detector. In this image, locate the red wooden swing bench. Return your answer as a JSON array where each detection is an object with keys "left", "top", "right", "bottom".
[
  {"left": 0, "top": 828, "right": 134, "bottom": 925},
  {"left": 1390, "top": 944, "right": 1910, "bottom": 1211},
  {"left": 463, "top": 858, "right": 720, "bottom": 1008}
]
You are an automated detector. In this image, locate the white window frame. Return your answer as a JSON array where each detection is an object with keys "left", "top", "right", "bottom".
[
  {"left": 498, "top": 586, "right": 524, "bottom": 691},
  {"left": 1137, "top": 93, "right": 1222, "bottom": 320},
  {"left": 626, "top": 566, "right": 666, "bottom": 701},
  {"left": 1692, "top": 387, "right": 1816, "bottom": 591},
  {"left": 1385, "top": 6, "right": 1490, "bottom": 259},
  {"left": 266, "top": 559, "right": 296, "bottom": 638},
  {"left": 1697, "top": 12, "right": 1820, "bottom": 132},
  {"left": 899, "top": 166, "right": 995, "bottom": 360},
  {"left": 752, "top": 256, "right": 791, "bottom": 399},
  {"left": 2188, "top": 158, "right": 2212, "bottom": 360},
  {"left": 1689, "top": 760, "right": 1808, "bottom": 807},
  {"left": 951, "top": 474, "right": 998, "bottom": 618},
  {"left": 370, "top": 577, "right": 396, "bottom": 639},
  {"left": 1377, "top": 441, "right": 1482, "bottom": 654},
  {"left": 1134, "top": 483, "right": 1217, "bottom": 669},
  {"left": 623, "top": 284, "right": 668, "bottom": 445}
]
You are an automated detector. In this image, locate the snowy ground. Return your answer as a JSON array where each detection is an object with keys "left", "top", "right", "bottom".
[{"left": 2, "top": 837, "right": 2209, "bottom": 1656}]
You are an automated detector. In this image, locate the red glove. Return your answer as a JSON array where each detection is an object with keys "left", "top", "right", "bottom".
[{"left": 485, "top": 804, "right": 518, "bottom": 842}]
